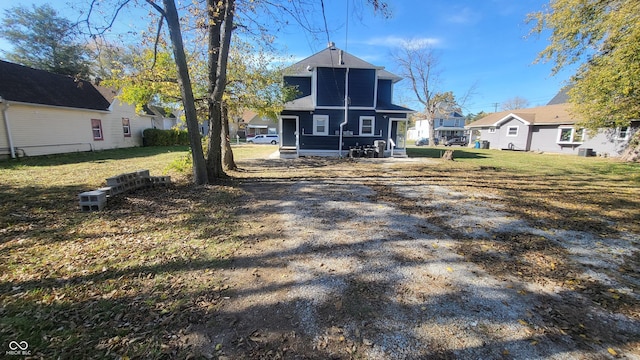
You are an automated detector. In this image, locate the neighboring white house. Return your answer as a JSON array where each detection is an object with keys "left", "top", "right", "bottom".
[
  {"left": 408, "top": 111, "right": 467, "bottom": 141},
  {"left": 142, "top": 105, "right": 180, "bottom": 130},
  {"left": 465, "top": 102, "right": 638, "bottom": 157},
  {"left": 0, "top": 60, "right": 151, "bottom": 159}
]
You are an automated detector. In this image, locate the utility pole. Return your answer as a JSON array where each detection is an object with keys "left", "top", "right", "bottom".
[{"left": 492, "top": 102, "right": 499, "bottom": 112}]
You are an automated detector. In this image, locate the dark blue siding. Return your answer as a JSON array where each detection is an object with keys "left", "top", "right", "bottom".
[
  {"left": 284, "top": 76, "right": 311, "bottom": 99},
  {"left": 317, "top": 67, "right": 346, "bottom": 106},
  {"left": 377, "top": 79, "right": 392, "bottom": 104},
  {"left": 348, "top": 69, "right": 375, "bottom": 107}
]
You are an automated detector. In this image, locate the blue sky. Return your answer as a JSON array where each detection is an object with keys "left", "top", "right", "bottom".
[{"left": 0, "top": 0, "right": 576, "bottom": 115}]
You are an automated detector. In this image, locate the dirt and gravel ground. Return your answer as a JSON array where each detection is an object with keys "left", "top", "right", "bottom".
[{"left": 185, "top": 157, "right": 639, "bottom": 359}]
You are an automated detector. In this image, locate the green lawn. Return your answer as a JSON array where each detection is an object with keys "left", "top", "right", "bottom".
[
  {"left": 407, "top": 146, "right": 640, "bottom": 181},
  {"left": 0, "top": 145, "right": 638, "bottom": 358}
]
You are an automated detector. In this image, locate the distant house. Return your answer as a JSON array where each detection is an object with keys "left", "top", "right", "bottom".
[
  {"left": 465, "top": 98, "right": 638, "bottom": 157},
  {"left": 0, "top": 60, "right": 151, "bottom": 159},
  {"left": 279, "top": 43, "right": 414, "bottom": 157},
  {"left": 143, "top": 105, "right": 179, "bottom": 130},
  {"left": 236, "top": 110, "right": 277, "bottom": 138},
  {"left": 408, "top": 111, "right": 467, "bottom": 141}
]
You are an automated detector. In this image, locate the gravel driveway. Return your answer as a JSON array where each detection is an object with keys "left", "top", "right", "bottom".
[{"left": 199, "top": 158, "right": 639, "bottom": 359}]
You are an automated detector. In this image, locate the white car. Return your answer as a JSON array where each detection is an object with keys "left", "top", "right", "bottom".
[{"left": 247, "top": 134, "right": 279, "bottom": 144}]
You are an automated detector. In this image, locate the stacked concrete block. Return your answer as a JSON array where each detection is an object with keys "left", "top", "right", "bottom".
[
  {"left": 78, "top": 169, "right": 171, "bottom": 212},
  {"left": 79, "top": 190, "right": 107, "bottom": 212}
]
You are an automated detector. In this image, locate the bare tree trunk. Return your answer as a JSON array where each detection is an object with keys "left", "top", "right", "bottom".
[
  {"left": 205, "top": 0, "right": 235, "bottom": 181},
  {"left": 158, "top": 0, "right": 208, "bottom": 185},
  {"left": 221, "top": 103, "right": 237, "bottom": 170}
]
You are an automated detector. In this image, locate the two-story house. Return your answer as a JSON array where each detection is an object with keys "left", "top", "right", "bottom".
[
  {"left": 409, "top": 111, "right": 467, "bottom": 142},
  {"left": 279, "top": 43, "right": 413, "bottom": 158}
]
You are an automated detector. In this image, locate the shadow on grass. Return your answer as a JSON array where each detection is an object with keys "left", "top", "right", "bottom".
[
  {"left": 407, "top": 147, "right": 491, "bottom": 159},
  {"left": 0, "top": 146, "right": 189, "bottom": 169}
]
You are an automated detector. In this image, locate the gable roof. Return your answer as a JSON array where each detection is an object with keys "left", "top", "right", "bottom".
[
  {"left": 466, "top": 103, "right": 578, "bottom": 128},
  {"left": 285, "top": 44, "right": 402, "bottom": 82},
  {"left": 0, "top": 60, "right": 111, "bottom": 111}
]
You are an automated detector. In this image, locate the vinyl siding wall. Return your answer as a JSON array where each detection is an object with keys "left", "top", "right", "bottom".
[
  {"left": 1, "top": 100, "right": 150, "bottom": 157},
  {"left": 283, "top": 109, "right": 390, "bottom": 150}
]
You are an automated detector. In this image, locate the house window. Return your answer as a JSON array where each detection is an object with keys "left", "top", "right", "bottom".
[
  {"left": 558, "top": 127, "right": 585, "bottom": 143},
  {"left": 359, "top": 116, "right": 375, "bottom": 136},
  {"left": 617, "top": 126, "right": 629, "bottom": 140},
  {"left": 313, "top": 115, "right": 329, "bottom": 135},
  {"left": 488, "top": 127, "right": 496, "bottom": 134},
  {"left": 91, "top": 119, "right": 103, "bottom": 140},
  {"left": 507, "top": 126, "right": 518, "bottom": 136},
  {"left": 122, "top": 118, "right": 131, "bottom": 137},
  {"left": 438, "top": 119, "right": 444, "bottom": 127}
]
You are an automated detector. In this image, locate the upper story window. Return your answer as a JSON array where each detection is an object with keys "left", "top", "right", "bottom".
[
  {"left": 507, "top": 126, "right": 518, "bottom": 136},
  {"left": 91, "top": 119, "right": 103, "bottom": 141},
  {"left": 313, "top": 115, "right": 329, "bottom": 135},
  {"left": 359, "top": 116, "right": 375, "bottom": 136},
  {"left": 122, "top": 118, "right": 131, "bottom": 137},
  {"left": 438, "top": 119, "right": 444, "bottom": 127},
  {"left": 557, "top": 127, "right": 585, "bottom": 144}
]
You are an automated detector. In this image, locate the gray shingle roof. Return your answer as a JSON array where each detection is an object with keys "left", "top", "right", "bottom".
[
  {"left": 0, "top": 60, "right": 111, "bottom": 111},
  {"left": 285, "top": 46, "right": 402, "bottom": 82}
]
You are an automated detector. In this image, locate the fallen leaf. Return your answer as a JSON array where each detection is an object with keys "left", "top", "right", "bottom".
[{"left": 608, "top": 348, "right": 617, "bottom": 356}]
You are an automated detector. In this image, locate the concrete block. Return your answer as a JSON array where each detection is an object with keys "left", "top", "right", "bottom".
[
  {"left": 79, "top": 190, "right": 107, "bottom": 212},
  {"left": 106, "top": 176, "right": 123, "bottom": 187},
  {"left": 79, "top": 190, "right": 107, "bottom": 203},
  {"left": 98, "top": 187, "right": 113, "bottom": 197},
  {"left": 136, "top": 169, "right": 150, "bottom": 178}
]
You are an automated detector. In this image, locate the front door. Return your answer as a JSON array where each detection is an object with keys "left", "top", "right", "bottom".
[{"left": 281, "top": 117, "right": 298, "bottom": 148}]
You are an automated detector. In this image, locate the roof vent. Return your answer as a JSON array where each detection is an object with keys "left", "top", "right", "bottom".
[
  {"left": 328, "top": 41, "right": 336, "bottom": 49},
  {"left": 339, "top": 50, "right": 344, "bottom": 65}
]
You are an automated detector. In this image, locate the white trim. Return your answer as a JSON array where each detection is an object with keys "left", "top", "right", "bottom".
[
  {"left": 0, "top": 99, "right": 111, "bottom": 114},
  {"left": 279, "top": 115, "right": 299, "bottom": 152},
  {"left": 557, "top": 126, "right": 585, "bottom": 144},
  {"left": 312, "top": 114, "right": 329, "bottom": 135},
  {"left": 506, "top": 126, "right": 519, "bottom": 137},
  {"left": 359, "top": 116, "right": 375, "bottom": 136},
  {"left": 494, "top": 114, "right": 531, "bottom": 127},
  {"left": 616, "top": 126, "right": 630, "bottom": 140},
  {"left": 311, "top": 69, "right": 317, "bottom": 108}
]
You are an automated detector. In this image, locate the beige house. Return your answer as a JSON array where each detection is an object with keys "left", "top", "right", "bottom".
[
  {"left": 236, "top": 110, "right": 278, "bottom": 138},
  {"left": 1, "top": 60, "right": 151, "bottom": 159}
]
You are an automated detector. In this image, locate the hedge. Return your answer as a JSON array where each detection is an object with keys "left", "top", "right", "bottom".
[{"left": 143, "top": 128, "right": 190, "bottom": 146}]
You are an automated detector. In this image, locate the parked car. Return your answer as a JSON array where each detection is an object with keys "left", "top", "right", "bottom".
[
  {"left": 415, "top": 137, "right": 438, "bottom": 146},
  {"left": 247, "top": 134, "right": 279, "bottom": 144},
  {"left": 444, "top": 137, "right": 468, "bottom": 146}
]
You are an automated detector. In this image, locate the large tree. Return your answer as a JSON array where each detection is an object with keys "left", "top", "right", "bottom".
[
  {"left": 84, "top": 0, "right": 390, "bottom": 183},
  {"left": 529, "top": 0, "right": 640, "bottom": 161},
  {"left": 0, "top": 4, "right": 91, "bottom": 78},
  {"left": 394, "top": 45, "right": 469, "bottom": 147}
]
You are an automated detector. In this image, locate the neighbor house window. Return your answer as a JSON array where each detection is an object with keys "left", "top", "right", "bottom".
[
  {"left": 438, "top": 119, "right": 444, "bottom": 127},
  {"left": 91, "top": 119, "right": 103, "bottom": 140},
  {"left": 617, "top": 126, "right": 629, "bottom": 140},
  {"left": 122, "top": 118, "right": 131, "bottom": 137},
  {"left": 359, "top": 116, "right": 375, "bottom": 136},
  {"left": 488, "top": 127, "right": 496, "bottom": 134},
  {"left": 313, "top": 115, "right": 329, "bottom": 135},
  {"left": 507, "top": 126, "right": 518, "bottom": 136}
]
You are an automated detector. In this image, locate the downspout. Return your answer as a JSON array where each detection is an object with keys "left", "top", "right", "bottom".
[
  {"left": 339, "top": 67, "right": 349, "bottom": 158},
  {"left": 0, "top": 97, "right": 16, "bottom": 159}
]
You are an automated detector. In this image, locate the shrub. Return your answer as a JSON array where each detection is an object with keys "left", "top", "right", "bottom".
[{"left": 143, "top": 128, "right": 190, "bottom": 146}]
